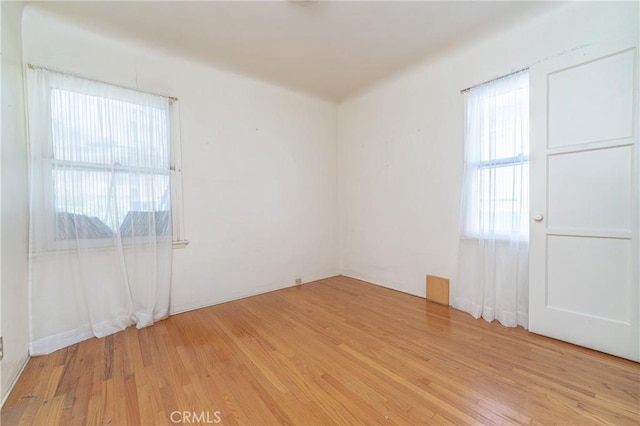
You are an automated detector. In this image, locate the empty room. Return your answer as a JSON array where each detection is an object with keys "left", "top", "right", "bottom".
[{"left": 1, "top": 0, "right": 639, "bottom": 425}]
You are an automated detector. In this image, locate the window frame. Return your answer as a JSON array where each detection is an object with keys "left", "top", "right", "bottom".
[
  {"left": 31, "top": 69, "right": 186, "bottom": 252},
  {"left": 461, "top": 72, "right": 530, "bottom": 241}
]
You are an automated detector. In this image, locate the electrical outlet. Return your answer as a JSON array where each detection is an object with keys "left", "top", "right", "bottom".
[{"left": 295, "top": 278, "right": 302, "bottom": 286}]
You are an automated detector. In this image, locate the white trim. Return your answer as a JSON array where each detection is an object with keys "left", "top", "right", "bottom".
[
  {"left": 170, "top": 100, "right": 186, "bottom": 243},
  {"left": 30, "top": 239, "right": 176, "bottom": 257},
  {"left": 169, "top": 270, "right": 340, "bottom": 315},
  {"left": 339, "top": 271, "right": 425, "bottom": 299},
  {"left": 172, "top": 240, "right": 189, "bottom": 249},
  {"left": 460, "top": 233, "right": 529, "bottom": 242}
]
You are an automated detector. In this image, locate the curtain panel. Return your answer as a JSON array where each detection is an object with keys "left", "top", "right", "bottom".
[
  {"left": 27, "top": 67, "right": 174, "bottom": 355},
  {"left": 454, "top": 71, "right": 530, "bottom": 329}
]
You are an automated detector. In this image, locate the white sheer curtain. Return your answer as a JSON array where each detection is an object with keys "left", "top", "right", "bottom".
[
  {"left": 454, "top": 70, "right": 530, "bottom": 329},
  {"left": 27, "top": 67, "right": 173, "bottom": 355}
]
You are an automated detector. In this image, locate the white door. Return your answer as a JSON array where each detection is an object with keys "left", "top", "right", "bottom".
[{"left": 529, "top": 39, "right": 639, "bottom": 361}]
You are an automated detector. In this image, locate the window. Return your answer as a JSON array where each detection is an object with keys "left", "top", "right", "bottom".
[
  {"left": 27, "top": 67, "right": 184, "bottom": 250},
  {"left": 461, "top": 70, "right": 529, "bottom": 238}
]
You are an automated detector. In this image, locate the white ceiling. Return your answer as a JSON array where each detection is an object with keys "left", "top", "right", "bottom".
[{"left": 31, "top": 1, "right": 564, "bottom": 102}]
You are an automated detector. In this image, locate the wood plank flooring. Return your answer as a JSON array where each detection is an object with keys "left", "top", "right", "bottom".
[{"left": 2, "top": 276, "right": 639, "bottom": 425}]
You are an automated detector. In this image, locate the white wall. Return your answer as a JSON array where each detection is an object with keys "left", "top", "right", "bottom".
[
  {"left": 339, "top": 1, "right": 639, "bottom": 298},
  {"left": 22, "top": 6, "right": 339, "bottom": 347},
  {"left": 1, "top": 1, "right": 30, "bottom": 404}
]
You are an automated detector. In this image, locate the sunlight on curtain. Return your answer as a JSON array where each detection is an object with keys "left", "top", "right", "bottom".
[
  {"left": 454, "top": 70, "right": 530, "bottom": 329},
  {"left": 27, "top": 67, "right": 174, "bottom": 355}
]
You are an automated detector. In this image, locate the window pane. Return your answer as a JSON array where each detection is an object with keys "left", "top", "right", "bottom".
[
  {"left": 480, "top": 86, "right": 529, "bottom": 162},
  {"left": 476, "top": 163, "right": 529, "bottom": 235},
  {"left": 51, "top": 89, "right": 169, "bottom": 169},
  {"left": 53, "top": 169, "right": 170, "bottom": 239}
]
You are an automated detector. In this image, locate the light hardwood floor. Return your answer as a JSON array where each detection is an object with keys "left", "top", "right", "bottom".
[{"left": 2, "top": 276, "right": 639, "bottom": 425}]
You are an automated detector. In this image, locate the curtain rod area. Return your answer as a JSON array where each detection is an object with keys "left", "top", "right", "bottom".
[
  {"left": 27, "top": 63, "right": 178, "bottom": 102},
  {"left": 460, "top": 67, "right": 529, "bottom": 93}
]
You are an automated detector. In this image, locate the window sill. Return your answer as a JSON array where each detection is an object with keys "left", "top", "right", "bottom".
[
  {"left": 461, "top": 234, "right": 529, "bottom": 243},
  {"left": 172, "top": 240, "right": 189, "bottom": 249},
  {"left": 33, "top": 239, "right": 190, "bottom": 257}
]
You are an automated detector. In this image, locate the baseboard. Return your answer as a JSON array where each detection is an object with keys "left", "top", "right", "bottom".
[
  {"left": 1, "top": 353, "right": 30, "bottom": 408},
  {"left": 340, "top": 271, "right": 425, "bottom": 299},
  {"left": 169, "top": 270, "right": 341, "bottom": 316}
]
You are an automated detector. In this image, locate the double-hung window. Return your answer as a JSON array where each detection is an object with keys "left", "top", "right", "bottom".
[
  {"left": 27, "top": 67, "right": 184, "bottom": 251},
  {"left": 461, "top": 70, "right": 529, "bottom": 239}
]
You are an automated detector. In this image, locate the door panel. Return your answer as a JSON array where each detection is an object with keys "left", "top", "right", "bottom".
[
  {"left": 546, "top": 235, "right": 631, "bottom": 323},
  {"left": 530, "top": 39, "right": 639, "bottom": 361},
  {"left": 547, "top": 146, "right": 632, "bottom": 232},
  {"left": 548, "top": 48, "right": 635, "bottom": 148}
]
